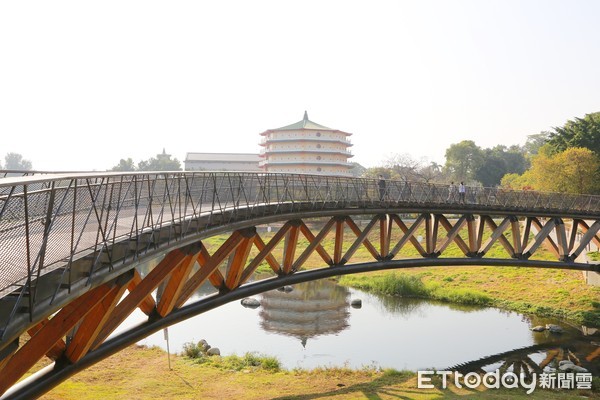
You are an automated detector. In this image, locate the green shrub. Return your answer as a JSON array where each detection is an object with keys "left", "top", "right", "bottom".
[
  {"left": 214, "top": 352, "right": 281, "bottom": 372},
  {"left": 373, "top": 273, "right": 429, "bottom": 297},
  {"left": 430, "top": 287, "right": 492, "bottom": 306},
  {"left": 182, "top": 341, "right": 204, "bottom": 359}
]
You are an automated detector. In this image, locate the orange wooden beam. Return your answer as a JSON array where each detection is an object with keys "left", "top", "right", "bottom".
[
  {"left": 225, "top": 234, "right": 255, "bottom": 290},
  {"left": 344, "top": 216, "right": 380, "bottom": 261},
  {"left": 389, "top": 214, "right": 423, "bottom": 258},
  {"left": 65, "top": 273, "right": 133, "bottom": 363},
  {"left": 431, "top": 215, "right": 440, "bottom": 254},
  {"left": 553, "top": 219, "right": 569, "bottom": 260},
  {"left": 466, "top": 215, "right": 477, "bottom": 254},
  {"left": 157, "top": 251, "right": 200, "bottom": 317},
  {"left": 0, "top": 350, "right": 15, "bottom": 372},
  {"left": 0, "top": 282, "right": 114, "bottom": 395},
  {"left": 379, "top": 215, "right": 390, "bottom": 258},
  {"left": 333, "top": 218, "right": 345, "bottom": 264},
  {"left": 390, "top": 214, "right": 427, "bottom": 257},
  {"left": 522, "top": 217, "right": 532, "bottom": 249},
  {"left": 128, "top": 269, "right": 157, "bottom": 315},
  {"left": 27, "top": 319, "right": 66, "bottom": 361},
  {"left": 253, "top": 234, "right": 282, "bottom": 273},
  {"left": 510, "top": 217, "right": 523, "bottom": 255},
  {"left": 282, "top": 223, "right": 300, "bottom": 274},
  {"left": 92, "top": 245, "right": 195, "bottom": 350},
  {"left": 175, "top": 231, "right": 246, "bottom": 307},
  {"left": 207, "top": 269, "right": 225, "bottom": 289},
  {"left": 578, "top": 220, "right": 600, "bottom": 248},
  {"left": 424, "top": 214, "right": 433, "bottom": 255},
  {"left": 526, "top": 217, "right": 559, "bottom": 258},
  {"left": 476, "top": 216, "right": 485, "bottom": 251},
  {"left": 239, "top": 223, "right": 292, "bottom": 284},
  {"left": 570, "top": 220, "right": 600, "bottom": 260},
  {"left": 481, "top": 217, "right": 515, "bottom": 257},
  {"left": 436, "top": 214, "right": 469, "bottom": 256},
  {"left": 568, "top": 219, "right": 581, "bottom": 252},
  {"left": 293, "top": 218, "right": 335, "bottom": 270},
  {"left": 0, "top": 339, "right": 17, "bottom": 371},
  {"left": 298, "top": 219, "right": 334, "bottom": 266}
]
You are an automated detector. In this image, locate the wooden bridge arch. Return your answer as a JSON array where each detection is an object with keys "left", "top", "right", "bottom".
[{"left": 0, "top": 171, "right": 599, "bottom": 398}]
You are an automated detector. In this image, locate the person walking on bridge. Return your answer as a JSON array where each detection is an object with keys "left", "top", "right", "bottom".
[
  {"left": 378, "top": 175, "right": 386, "bottom": 201},
  {"left": 459, "top": 182, "right": 466, "bottom": 204},
  {"left": 447, "top": 181, "right": 456, "bottom": 202}
]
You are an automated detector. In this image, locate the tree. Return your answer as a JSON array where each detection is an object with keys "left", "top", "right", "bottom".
[
  {"left": 364, "top": 154, "right": 444, "bottom": 183},
  {"left": 502, "top": 146, "right": 600, "bottom": 194},
  {"left": 474, "top": 145, "right": 528, "bottom": 187},
  {"left": 382, "top": 153, "right": 422, "bottom": 180},
  {"left": 111, "top": 158, "right": 136, "bottom": 171},
  {"left": 544, "top": 147, "right": 600, "bottom": 194},
  {"left": 4, "top": 153, "right": 32, "bottom": 170},
  {"left": 475, "top": 155, "right": 507, "bottom": 187},
  {"left": 524, "top": 132, "right": 550, "bottom": 156},
  {"left": 415, "top": 161, "right": 444, "bottom": 183},
  {"left": 546, "top": 112, "right": 600, "bottom": 155},
  {"left": 348, "top": 162, "right": 367, "bottom": 177},
  {"left": 501, "top": 172, "right": 535, "bottom": 191},
  {"left": 502, "top": 145, "right": 529, "bottom": 174},
  {"left": 444, "top": 140, "right": 484, "bottom": 182},
  {"left": 363, "top": 167, "right": 392, "bottom": 180},
  {"left": 137, "top": 149, "right": 182, "bottom": 171}
]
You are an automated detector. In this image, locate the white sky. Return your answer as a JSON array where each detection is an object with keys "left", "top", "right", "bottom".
[{"left": 1, "top": 0, "right": 599, "bottom": 171}]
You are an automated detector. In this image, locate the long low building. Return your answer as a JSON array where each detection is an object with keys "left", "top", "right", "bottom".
[{"left": 184, "top": 152, "right": 261, "bottom": 172}]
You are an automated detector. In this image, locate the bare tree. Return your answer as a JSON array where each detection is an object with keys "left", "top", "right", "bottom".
[{"left": 376, "top": 153, "right": 444, "bottom": 183}]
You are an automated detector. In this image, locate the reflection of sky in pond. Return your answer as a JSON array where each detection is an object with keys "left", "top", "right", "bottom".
[{"left": 118, "top": 280, "right": 591, "bottom": 371}]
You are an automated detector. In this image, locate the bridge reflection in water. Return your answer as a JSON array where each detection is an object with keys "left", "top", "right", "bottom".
[
  {"left": 0, "top": 171, "right": 599, "bottom": 399},
  {"left": 452, "top": 338, "right": 599, "bottom": 377}
]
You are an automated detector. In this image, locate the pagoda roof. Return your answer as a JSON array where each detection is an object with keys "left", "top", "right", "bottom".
[
  {"left": 260, "top": 111, "right": 351, "bottom": 136},
  {"left": 276, "top": 111, "right": 333, "bottom": 131}
]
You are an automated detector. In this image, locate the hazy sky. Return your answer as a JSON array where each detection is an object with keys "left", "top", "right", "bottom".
[{"left": 1, "top": 1, "right": 599, "bottom": 171}]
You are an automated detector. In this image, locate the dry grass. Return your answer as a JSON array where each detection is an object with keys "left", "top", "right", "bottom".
[{"left": 38, "top": 345, "right": 598, "bottom": 400}]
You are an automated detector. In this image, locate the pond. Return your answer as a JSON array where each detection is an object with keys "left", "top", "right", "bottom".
[{"left": 119, "top": 279, "right": 598, "bottom": 373}]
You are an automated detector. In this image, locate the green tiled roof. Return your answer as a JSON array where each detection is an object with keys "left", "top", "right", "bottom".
[{"left": 275, "top": 111, "right": 334, "bottom": 131}]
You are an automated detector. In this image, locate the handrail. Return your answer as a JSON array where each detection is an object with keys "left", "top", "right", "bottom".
[{"left": 1, "top": 171, "right": 600, "bottom": 300}]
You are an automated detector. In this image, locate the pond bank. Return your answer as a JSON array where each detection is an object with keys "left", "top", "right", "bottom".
[{"left": 337, "top": 266, "right": 600, "bottom": 328}]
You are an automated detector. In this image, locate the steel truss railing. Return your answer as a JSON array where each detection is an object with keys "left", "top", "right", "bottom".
[{"left": 2, "top": 171, "right": 600, "bottom": 300}]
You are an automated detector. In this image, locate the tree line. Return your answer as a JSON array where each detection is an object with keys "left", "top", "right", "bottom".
[
  {"left": 110, "top": 149, "right": 182, "bottom": 172},
  {"left": 362, "top": 111, "right": 600, "bottom": 195},
  {"left": 0, "top": 153, "right": 33, "bottom": 170},
  {"left": 4, "top": 111, "right": 600, "bottom": 195}
]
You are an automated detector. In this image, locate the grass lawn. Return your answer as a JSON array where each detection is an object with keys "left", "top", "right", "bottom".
[{"left": 37, "top": 345, "right": 599, "bottom": 400}]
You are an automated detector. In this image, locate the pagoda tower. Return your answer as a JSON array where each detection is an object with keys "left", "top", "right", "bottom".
[{"left": 259, "top": 111, "right": 353, "bottom": 176}]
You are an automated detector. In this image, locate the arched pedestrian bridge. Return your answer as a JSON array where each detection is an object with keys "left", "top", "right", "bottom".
[{"left": 0, "top": 171, "right": 599, "bottom": 398}]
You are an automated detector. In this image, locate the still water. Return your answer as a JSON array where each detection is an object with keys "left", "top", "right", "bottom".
[{"left": 121, "top": 280, "right": 596, "bottom": 373}]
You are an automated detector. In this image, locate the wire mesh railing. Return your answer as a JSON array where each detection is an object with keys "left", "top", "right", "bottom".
[{"left": 1, "top": 171, "right": 600, "bottom": 300}]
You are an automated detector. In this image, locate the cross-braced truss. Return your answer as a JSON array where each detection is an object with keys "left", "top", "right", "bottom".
[{"left": 0, "top": 212, "right": 599, "bottom": 398}]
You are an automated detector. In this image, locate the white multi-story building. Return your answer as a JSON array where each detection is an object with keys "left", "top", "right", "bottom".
[{"left": 259, "top": 111, "right": 353, "bottom": 176}]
